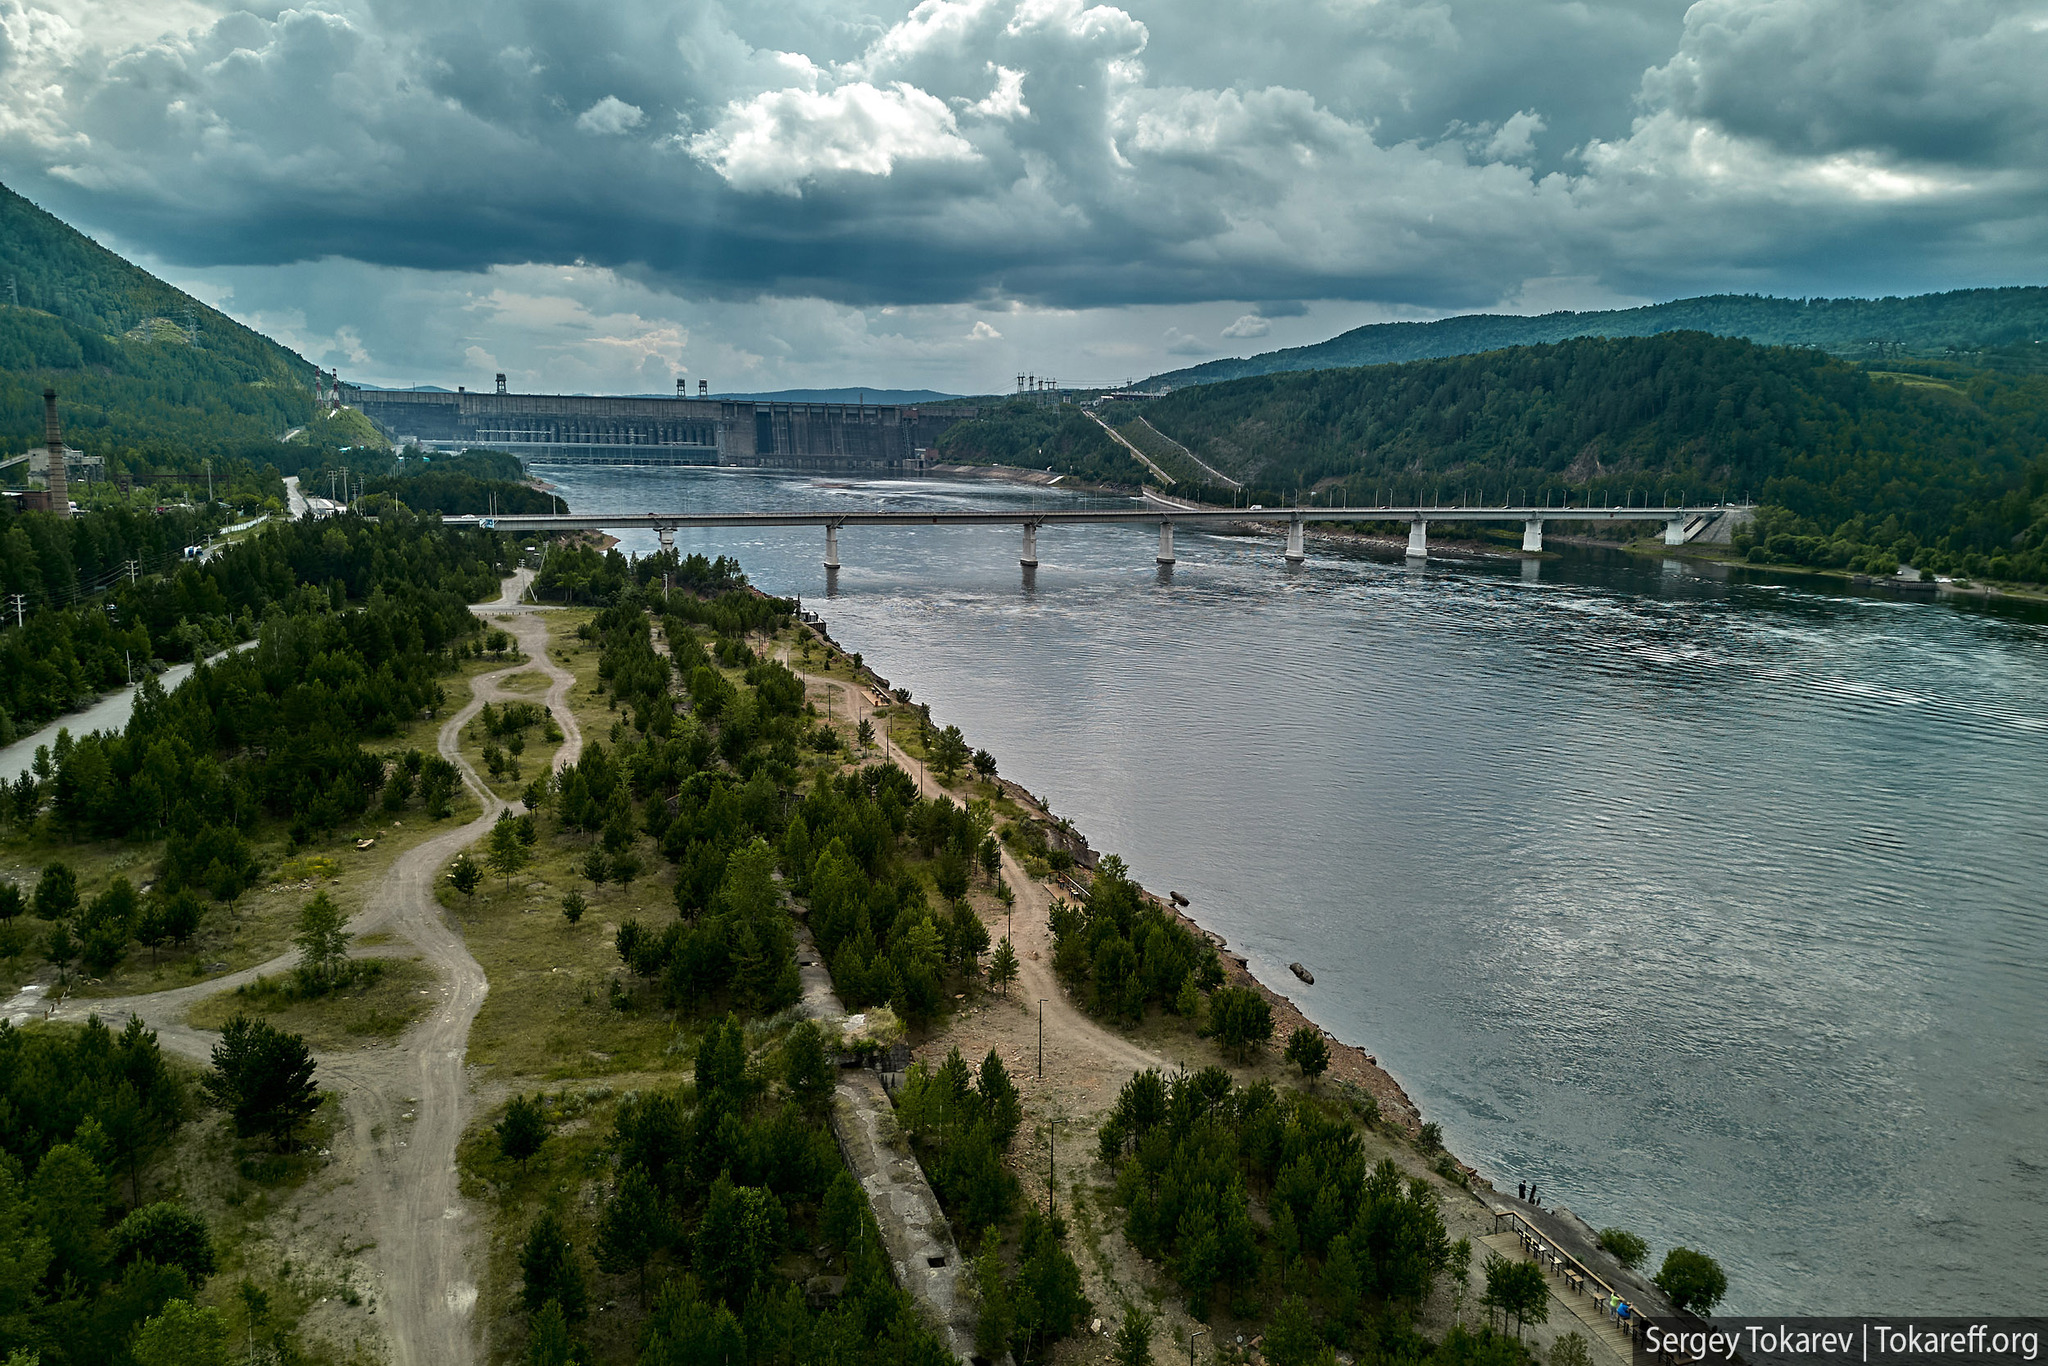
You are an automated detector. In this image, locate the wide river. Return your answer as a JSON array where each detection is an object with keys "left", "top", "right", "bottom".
[{"left": 563, "top": 465, "right": 2045, "bottom": 1313}]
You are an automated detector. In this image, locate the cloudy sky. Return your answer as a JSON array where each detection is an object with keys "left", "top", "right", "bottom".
[{"left": 2, "top": 0, "right": 2044, "bottom": 393}]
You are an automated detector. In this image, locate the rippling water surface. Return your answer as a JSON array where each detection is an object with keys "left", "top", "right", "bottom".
[{"left": 549, "top": 466, "right": 2048, "bottom": 1312}]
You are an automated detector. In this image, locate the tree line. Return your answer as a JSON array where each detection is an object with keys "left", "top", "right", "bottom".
[{"left": 1, "top": 503, "right": 512, "bottom": 737}]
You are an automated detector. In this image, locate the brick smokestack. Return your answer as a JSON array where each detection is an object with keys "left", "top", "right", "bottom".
[{"left": 42, "top": 388, "right": 69, "bottom": 518}]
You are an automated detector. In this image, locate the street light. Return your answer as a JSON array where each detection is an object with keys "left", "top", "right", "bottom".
[{"left": 1190, "top": 1326, "right": 1208, "bottom": 1366}]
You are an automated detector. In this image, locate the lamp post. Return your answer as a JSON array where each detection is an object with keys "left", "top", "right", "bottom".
[{"left": 1190, "top": 1326, "right": 1207, "bottom": 1366}]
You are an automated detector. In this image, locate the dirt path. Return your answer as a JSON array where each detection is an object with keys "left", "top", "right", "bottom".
[
  {"left": 787, "top": 659, "right": 1173, "bottom": 1131},
  {"left": 786, "top": 651, "right": 1519, "bottom": 1359},
  {"left": 56, "top": 570, "right": 581, "bottom": 1366}
]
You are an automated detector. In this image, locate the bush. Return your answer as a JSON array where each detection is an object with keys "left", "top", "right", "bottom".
[
  {"left": 1284, "top": 1026, "right": 1330, "bottom": 1082},
  {"left": 1596, "top": 1227, "right": 1648, "bottom": 1270},
  {"left": 1208, "top": 986, "right": 1273, "bottom": 1060},
  {"left": 497, "top": 1093, "right": 549, "bottom": 1166},
  {"left": 1654, "top": 1247, "right": 1728, "bottom": 1315}
]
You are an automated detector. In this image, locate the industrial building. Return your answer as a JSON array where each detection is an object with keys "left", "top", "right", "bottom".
[{"left": 339, "top": 377, "right": 976, "bottom": 472}]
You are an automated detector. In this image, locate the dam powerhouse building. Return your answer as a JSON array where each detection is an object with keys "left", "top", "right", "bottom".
[{"left": 339, "top": 380, "right": 977, "bottom": 472}]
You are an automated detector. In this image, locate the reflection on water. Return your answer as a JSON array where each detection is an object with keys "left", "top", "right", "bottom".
[{"left": 551, "top": 466, "right": 2048, "bottom": 1313}]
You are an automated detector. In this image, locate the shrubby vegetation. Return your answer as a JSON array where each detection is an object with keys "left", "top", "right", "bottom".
[
  {"left": 1048, "top": 855, "right": 1223, "bottom": 1024},
  {"left": 362, "top": 450, "right": 557, "bottom": 517},
  {"left": 896, "top": 1046, "right": 1023, "bottom": 1234},
  {"left": 535, "top": 543, "right": 750, "bottom": 606},
  {"left": 1, "top": 504, "right": 510, "bottom": 735},
  {"left": 450, "top": 570, "right": 1104, "bottom": 1366},
  {"left": 1098, "top": 1064, "right": 1455, "bottom": 1342},
  {"left": 0, "top": 1014, "right": 228, "bottom": 1365},
  {"left": 497, "top": 1012, "right": 959, "bottom": 1366}
]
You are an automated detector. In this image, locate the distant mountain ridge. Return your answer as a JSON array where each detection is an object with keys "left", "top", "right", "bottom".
[{"left": 1146, "top": 288, "right": 2048, "bottom": 389}]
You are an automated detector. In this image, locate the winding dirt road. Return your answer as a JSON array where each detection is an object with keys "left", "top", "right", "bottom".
[
  {"left": 56, "top": 570, "right": 580, "bottom": 1366},
  {"left": 786, "top": 659, "right": 1173, "bottom": 1108}
]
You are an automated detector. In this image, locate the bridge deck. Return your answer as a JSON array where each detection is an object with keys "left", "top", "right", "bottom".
[{"left": 450, "top": 505, "right": 1737, "bottom": 532}]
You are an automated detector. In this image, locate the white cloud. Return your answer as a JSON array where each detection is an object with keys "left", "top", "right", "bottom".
[
  {"left": 1486, "top": 109, "right": 1545, "bottom": 162},
  {"left": 576, "top": 96, "right": 646, "bottom": 136},
  {"left": 688, "top": 81, "right": 980, "bottom": 194},
  {"left": 1220, "top": 313, "right": 1270, "bottom": 339},
  {"left": 970, "top": 319, "right": 1003, "bottom": 339},
  {"left": 971, "top": 65, "right": 1030, "bottom": 120}
]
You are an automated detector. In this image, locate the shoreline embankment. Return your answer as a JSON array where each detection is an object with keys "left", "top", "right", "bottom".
[{"left": 801, "top": 612, "right": 1469, "bottom": 1182}]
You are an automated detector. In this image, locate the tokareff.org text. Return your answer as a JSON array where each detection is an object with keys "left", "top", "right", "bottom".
[{"left": 1644, "top": 1324, "right": 2042, "bottom": 1362}]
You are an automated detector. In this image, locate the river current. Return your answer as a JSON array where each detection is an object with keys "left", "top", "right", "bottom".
[{"left": 568, "top": 466, "right": 2046, "bottom": 1312}]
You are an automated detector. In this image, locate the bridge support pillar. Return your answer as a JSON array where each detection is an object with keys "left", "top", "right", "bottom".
[
  {"left": 1021, "top": 521, "right": 1039, "bottom": 568},
  {"left": 1522, "top": 518, "right": 1544, "bottom": 553},
  {"left": 1406, "top": 519, "right": 1428, "bottom": 559},
  {"left": 1664, "top": 518, "right": 1685, "bottom": 546},
  {"left": 824, "top": 521, "right": 841, "bottom": 569},
  {"left": 656, "top": 525, "right": 675, "bottom": 556},
  {"left": 1285, "top": 517, "right": 1305, "bottom": 565},
  {"left": 1156, "top": 521, "right": 1176, "bottom": 565}
]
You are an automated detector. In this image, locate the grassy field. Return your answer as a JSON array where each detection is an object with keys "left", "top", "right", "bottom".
[
  {"left": 0, "top": 657, "right": 497, "bottom": 1001},
  {"left": 186, "top": 956, "right": 437, "bottom": 1050}
]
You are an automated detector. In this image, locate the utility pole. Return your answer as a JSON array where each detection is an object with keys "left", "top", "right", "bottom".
[
  {"left": 203, "top": 458, "right": 213, "bottom": 505},
  {"left": 9, "top": 593, "right": 24, "bottom": 628},
  {"left": 124, "top": 559, "right": 138, "bottom": 585}
]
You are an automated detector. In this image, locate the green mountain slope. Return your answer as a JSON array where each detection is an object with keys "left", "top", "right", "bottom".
[
  {"left": 1147, "top": 288, "right": 2048, "bottom": 389},
  {"left": 0, "top": 180, "right": 320, "bottom": 464},
  {"left": 1060, "top": 332, "right": 2048, "bottom": 582}
]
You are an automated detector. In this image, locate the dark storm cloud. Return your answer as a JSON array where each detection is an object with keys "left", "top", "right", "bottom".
[{"left": 2, "top": 0, "right": 2044, "bottom": 319}]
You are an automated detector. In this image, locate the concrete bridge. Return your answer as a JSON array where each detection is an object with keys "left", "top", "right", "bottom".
[{"left": 447, "top": 503, "right": 1743, "bottom": 567}]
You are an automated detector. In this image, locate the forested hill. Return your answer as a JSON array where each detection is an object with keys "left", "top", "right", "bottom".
[
  {"left": 1147, "top": 288, "right": 2048, "bottom": 389},
  {"left": 0, "top": 181, "right": 320, "bottom": 461},
  {"left": 1118, "top": 333, "right": 2048, "bottom": 582}
]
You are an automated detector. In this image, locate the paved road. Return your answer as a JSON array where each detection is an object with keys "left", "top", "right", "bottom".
[{"left": 52, "top": 570, "right": 579, "bottom": 1366}]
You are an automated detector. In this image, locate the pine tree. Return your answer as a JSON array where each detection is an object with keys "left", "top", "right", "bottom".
[
  {"left": 1111, "top": 1307, "right": 1154, "bottom": 1366},
  {"left": 1284, "top": 1026, "right": 1331, "bottom": 1084},
  {"left": 497, "top": 1094, "right": 548, "bottom": 1167},
  {"left": 594, "top": 1166, "right": 661, "bottom": 1304},
  {"left": 203, "top": 1015, "right": 318, "bottom": 1148},
  {"left": 489, "top": 813, "right": 531, "bottom": 888},
  {"left": 450, "top": 852, "right": 482, "bottom": 898},
  {"left": 782, "top": 1020, "right": 833, "bottom": 1109},
  {"left": 988, "top": 936, "right": 1019, "bottom": 997},
  {"left": 977, "top": 1050, "right": 1022, "bottom": 1146},
  {"left": 971, "top": 1243, "right": 1015, "bottom": 1361},
  {"left": 519, "top": 1211, "right": 587, "bottom": 1321},
  {"left": 293, "top": 892, "right": 351, "bottom": 993}
]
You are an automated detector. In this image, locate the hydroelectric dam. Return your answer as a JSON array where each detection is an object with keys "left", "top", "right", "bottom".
[{"left": 341, "top": 380, "right": 978, "bottom": 471}]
